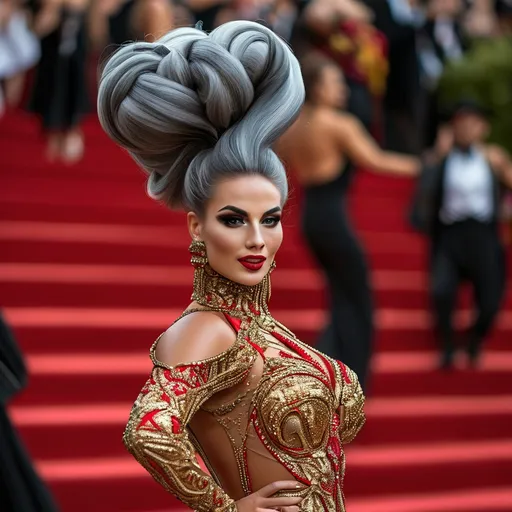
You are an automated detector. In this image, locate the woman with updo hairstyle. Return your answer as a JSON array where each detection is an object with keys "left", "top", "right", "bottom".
[
  {"left": 98, "top": 21, "right": 365, "bottom": 512},
  {"left": 277, "top": 53, "right": 420, "bottom": 392}
]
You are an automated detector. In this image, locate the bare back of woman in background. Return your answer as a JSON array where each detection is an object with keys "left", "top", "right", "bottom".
[{"left": 277, "top": 54, "right": 419, "bottom": 390}]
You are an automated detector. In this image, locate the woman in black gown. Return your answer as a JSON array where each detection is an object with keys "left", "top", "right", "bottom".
[
  {"left": 28, "top": 0, "right": 90, "bottom": 163},
  {"left": 0, "top": 312, "right": 58, "bottom": 512},
  {"left": 277, "top": 54, "right": 420, "bottom": 390}
]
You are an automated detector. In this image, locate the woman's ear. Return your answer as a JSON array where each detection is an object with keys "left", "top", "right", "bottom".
[{"left": 187, "top": 211, "right": 202, "bottom": 240}]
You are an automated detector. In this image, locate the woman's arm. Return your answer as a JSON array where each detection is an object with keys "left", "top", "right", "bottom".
[
  {"left": 124, "top": 365, "right": 238, "bottom": 512},
  {"left": 124, "top": 313, "right": 249, "bottom": 511},
  {"left": 333, "top": 113, "right": 421, "bottom": 176}
]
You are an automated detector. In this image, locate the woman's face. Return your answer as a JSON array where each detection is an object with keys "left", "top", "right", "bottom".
[
  {"left": 188, "top": 175, "right": 284, "bottom": 287},
  {"left": 314, "top": 65, "right": 348, "bottom": 109}
]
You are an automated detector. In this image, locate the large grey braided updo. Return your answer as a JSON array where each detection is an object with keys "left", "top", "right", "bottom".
[{"left": 97, "top": 21, "right": 305, "bottom": 213}]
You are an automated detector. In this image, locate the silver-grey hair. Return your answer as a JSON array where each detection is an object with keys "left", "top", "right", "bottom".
[{"left": 97, "top": 20, "right": 305, "bottom": 214}]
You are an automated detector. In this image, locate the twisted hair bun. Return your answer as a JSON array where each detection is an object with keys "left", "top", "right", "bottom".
[{"left": 97, "top": 21, "right": 305, "bottom": 212}]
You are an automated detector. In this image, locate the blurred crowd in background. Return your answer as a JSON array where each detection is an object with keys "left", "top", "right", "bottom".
[
  {"left": 1, "top": 0, "right": 512, "bottom": 367},
  {"left": 1, "top": 0, "right": 512, "bottom": 163},
  {"left": 1, "top": 2, "right": 512, "bottom": 510}
]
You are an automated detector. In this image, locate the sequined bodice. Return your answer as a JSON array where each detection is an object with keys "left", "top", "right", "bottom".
[{"left": 124, "top": 252, "right": 365, "bottom": 512}]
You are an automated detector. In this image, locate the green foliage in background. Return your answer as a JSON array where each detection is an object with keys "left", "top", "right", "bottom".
[{"left": 438, "top": 36, "right": 512, "bottom": 153}]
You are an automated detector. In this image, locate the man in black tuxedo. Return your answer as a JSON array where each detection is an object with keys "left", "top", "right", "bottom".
[{"left": 411, "top": 100, "right": 512, "bottom": 369}]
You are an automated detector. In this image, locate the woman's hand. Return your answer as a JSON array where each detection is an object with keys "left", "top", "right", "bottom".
[{"left": 235, "top": 480, "right": 304, "bottom": 512}]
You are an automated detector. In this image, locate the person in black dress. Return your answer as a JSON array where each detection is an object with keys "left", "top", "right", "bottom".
[
  {"left": 0, "top": 312, "right": 58, "bottom": 512},
  {"left": 28, "top": 0, "right": 90, "bottom": 163},
  {"left": 277, "top": 53, "right": 420, "bottom": 390}
]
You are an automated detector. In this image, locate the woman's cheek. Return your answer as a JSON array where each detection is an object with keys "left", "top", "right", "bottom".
[{"left": 209, "top": 226, "right": 241, "bottom": 257}]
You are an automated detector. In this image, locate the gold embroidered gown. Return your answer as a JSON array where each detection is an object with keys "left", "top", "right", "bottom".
[{"left": 123, "top": 247, "right": 366, "bottom": 512}]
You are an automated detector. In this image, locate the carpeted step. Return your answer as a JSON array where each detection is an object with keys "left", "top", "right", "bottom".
[
  {"left": 11, "top": 368, "right": 511, "bottom": 406},
  {"left": 0, "top": 280, "right": 431, "bottom": 309},
  {"left": 8, "top": 351, "right": 512, "bottom": 407},
  {"left": 11, "top": 396, "right": 512, "bottom": 460},
  {"left": 142, "top": 486, "right": 512, "bottom": 512},
  {"left": 0, "top": 192, "right": 418, "bottom": 226},
  {"left": 3, "top": 267, "right": 510, "bottom": 310},
  {"left": 3, "top": 108, "right": 512, "bottom": 512},
  {"left": 348, "top": 487, "right": 512, "bottom": 512},
  {"left": 344, "top": 439, "right": 512, "bottom": 496},
  {"left": 2, "top": 238, "right": 430, "bottom": 271},
  {"left": 40, "top": 469, "right": 181, "bottom": 512},
  {"left": 0, "top": 200, "right": 176, "bottom": 227},
  {"left": 32, "top": 439, "right": 512, "bottom": 510},
  {"left": 50, "top": 489, "right": 512, "bottom": 512},
  {"left": 0, "top": 220, "right": 427, "bottom": 256},
  {"left": 8, "top": 323, "right": 511, "bottom": 355},
  {"left": 0, "top": 195, "right": 432, "bottom": 241},
  {"left": 1, "top": 174, "right": 416, "bottom": 212},
  {"left": 5, "top": 306, "right": 512, "bottom": 355}
]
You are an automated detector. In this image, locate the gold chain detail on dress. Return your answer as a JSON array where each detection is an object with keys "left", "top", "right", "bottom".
[
  {"left": 123, "top": 239, "right": 365, "bottom": 512},
  {"left": 123, "top": 361, "right": 248, "bottom": 512},
  {"left": 189, "top": 240, "right": 276, "bottom": 332}
]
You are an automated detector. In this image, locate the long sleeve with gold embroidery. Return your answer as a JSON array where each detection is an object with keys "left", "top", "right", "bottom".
[{"left": 123, "top": 352, "right": 253, "bottom": 512}]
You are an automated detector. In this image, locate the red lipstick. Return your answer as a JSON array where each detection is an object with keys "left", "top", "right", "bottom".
[{"left": 238, "top": 255, "right": 266, "bottom": 271}]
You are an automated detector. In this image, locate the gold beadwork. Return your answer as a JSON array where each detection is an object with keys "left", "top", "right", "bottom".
[
  {"left": 124, "top": 249, "right": 365, "bottom": 512},
  {"left": 189, "top": 239, "right": 208, "bottom": 268},
  {"left": 191, "top": 262, "right": 274, "bottom": 330}
]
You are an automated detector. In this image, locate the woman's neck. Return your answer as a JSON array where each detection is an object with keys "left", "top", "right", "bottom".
[{"left": 191, "top": 263, "right": 273, "bottom": 322}]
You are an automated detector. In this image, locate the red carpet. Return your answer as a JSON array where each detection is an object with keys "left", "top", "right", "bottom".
[{"left": 1, "top": 110, "right": 512, "bottom": 511}]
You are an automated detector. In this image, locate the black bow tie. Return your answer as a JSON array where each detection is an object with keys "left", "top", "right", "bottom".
[{"left": 453, "top": 145, "right": 473, "bottom": 156}]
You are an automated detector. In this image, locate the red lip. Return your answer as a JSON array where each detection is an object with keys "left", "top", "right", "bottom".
[{"left": 238, "top": 255, "right": 266, "bottom": 271}]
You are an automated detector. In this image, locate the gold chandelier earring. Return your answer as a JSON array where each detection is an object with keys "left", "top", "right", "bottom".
[{"left": 189, "top": 239, "right": 208, "bottom": 268}]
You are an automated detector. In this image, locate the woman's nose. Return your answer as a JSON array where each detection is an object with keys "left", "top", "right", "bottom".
[{"left": 246, "top": 225, "right": 265, "bottom": 250}]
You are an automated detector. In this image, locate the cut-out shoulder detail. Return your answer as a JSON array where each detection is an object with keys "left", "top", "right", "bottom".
[
  {"left": 126, "top": 262, "right": 365, "bottom": 511},
  {"left": 153, "top": 310, "right": 238, "bottom": 369}
]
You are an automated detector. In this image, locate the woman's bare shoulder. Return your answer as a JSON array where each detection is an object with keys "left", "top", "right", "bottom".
[
  {"left": 154, "top": 310, "right": 237, "bottom": 368},
  {"left": 322, "top": 109, "right": 359, "bottom": 130}
]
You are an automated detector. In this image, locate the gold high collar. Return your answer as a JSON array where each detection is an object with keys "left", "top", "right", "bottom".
[
  {"left": 189, "top": 240, "right": 274, "bottom": 324},
  {"left": 191, "top": 263, "right": 273, "bottom": 319}
]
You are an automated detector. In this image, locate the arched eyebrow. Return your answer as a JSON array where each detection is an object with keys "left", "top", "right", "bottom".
[{"left": 218, "top": 205, "right": 282, "bottom": 216}]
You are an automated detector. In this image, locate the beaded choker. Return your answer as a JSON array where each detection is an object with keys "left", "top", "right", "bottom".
[{"left": 189, "top": 240, "right": 274, "bottom": 325}]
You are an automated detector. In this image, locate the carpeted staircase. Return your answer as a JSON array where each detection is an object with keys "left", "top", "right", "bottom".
[{"left": 1, "top": 110, "right": 512, "bottom": 512}]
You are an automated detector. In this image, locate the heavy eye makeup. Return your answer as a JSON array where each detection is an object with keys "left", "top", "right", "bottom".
[
  {"left": 216, "top": 205, "right": 282, "bottom": 228},
  {"left": 216, "top": 214, "right": 281, "bottom": 228}
]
